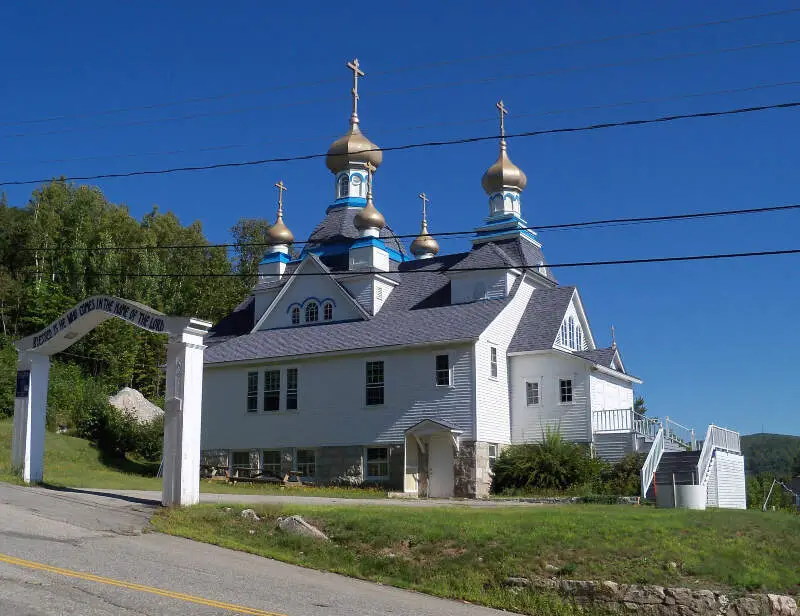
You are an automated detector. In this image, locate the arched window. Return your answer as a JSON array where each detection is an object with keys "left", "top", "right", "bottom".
[
  {"left": 568, "top": 317, "right": 575, "bottom": 349},
  {"left": 291, "top": 306, "right": 300, "bottom": 325},
  {"left": 338, "top": 174, "right": 349, "bottom": 198},
  {"left": 323, "top": 302, "right": 333, "bottom": 321},
  {"left": 576, "top": 327, "right": 583, "bottom": 350},
  {"left": 305, "top": 302, "right": 319, "bottom": 322},
  {"left": 560, "top": 321, "right": 568, "bottom": 346},
  {"left": 351, "top": 174, "right": 363, "bottom": 196}
]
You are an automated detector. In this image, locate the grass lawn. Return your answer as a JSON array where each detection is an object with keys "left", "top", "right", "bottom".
[
  {"left": 0, "top": 419, "right": 386, "bottom": 499},
  {"left": 152, "top": 503, "right": 800, "bottom": 615}
]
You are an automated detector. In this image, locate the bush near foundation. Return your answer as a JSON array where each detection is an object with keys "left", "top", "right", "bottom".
[{"left": 491, "top": 432, "right": 647, "bottom": 496}]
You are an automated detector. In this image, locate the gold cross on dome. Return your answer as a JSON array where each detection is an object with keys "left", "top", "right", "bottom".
[
  {"left": 418, "top": 192, "right": 430, "bottom": 220},
  {"left": 347, "top": 58, "right": 365, "bottom": 119},
  {"left": 274, "top": 180, "right": 287, "bottom": 214},
  {"left": 496, "top": 99, "right": 509, "bottom": 138},
  {"left": 365, "top": 161, "right": 376, "bottom": 197}
]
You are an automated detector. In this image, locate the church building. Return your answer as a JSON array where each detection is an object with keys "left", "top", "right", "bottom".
[{"left": 199, "top": 60, "right": 714, "bottom": 499}]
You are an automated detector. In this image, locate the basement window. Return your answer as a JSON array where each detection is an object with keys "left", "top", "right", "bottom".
[
  {"left": 365, "top": 447, "right": 389, "bottom": 480},
  {"left": 231, "top": 451, "right": 251, "bottom": 478},
  {"left": 488, "top": 444, "right": 498, "bottom": 469},
  {"left": 295, "top": 449, "right": 316, "bottom": 477},
  {"left": 262, "top": 450, "right": 282, "bottom": 478}
]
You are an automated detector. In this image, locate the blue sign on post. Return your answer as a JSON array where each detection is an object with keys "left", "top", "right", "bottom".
[{"left": 15, "top": 370, "right": 30, "bottom": 398}]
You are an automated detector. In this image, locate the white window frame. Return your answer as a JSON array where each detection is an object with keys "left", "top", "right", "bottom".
[
  {"left": 559, "top": 378, "right": 574, "bottom": 404},
  {"left": 246, "top": 371, "right": 259, "bottom": 413},
  {"left": 525, "top": 380, "right": 541, "bottom": 406},
  {"left": 489, "top": 345, "right": 498, "bottom": 379},
  {"left": 290, "top": 306, "right": 300, "bottom": 325},
  {"left": 294, "top": 448, "right": 316, "bottom": 478},
  {"left": 263, "top": 369, "right": 281, "bottom": 412},
  {"left": 364, "top": 446, "right": 390, "bottom": 480},
  {"left": 305, "top": 302, "right": 319, "bottom": 323},
  {"left": 365, "top": 360, "right": 385, "bottom": 406},
  {"left": 323, "top": 302, "right": 333, "bottom": 321},
  {"left": 285, "top": 367, "right": 299, "bottom": 411},
  {"left": 488, "top": 444, "right": 498, "bottom": 469},
  {"left": 262, "top": 449, "right": 282, "bottom": 478},
  {"left": 434, "top": 353, "right": 452, "bottom": 387}
]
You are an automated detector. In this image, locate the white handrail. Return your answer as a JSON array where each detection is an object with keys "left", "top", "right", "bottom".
[
  {"left": 640, "top": 427, "right": 664, "bottom": 499},
  {"left": 696, "top": 424, "right": 741, "bottom": 485}
]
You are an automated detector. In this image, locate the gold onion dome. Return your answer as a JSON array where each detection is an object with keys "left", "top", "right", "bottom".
[
  {"left": 410, "top": 219, "right": 439, "bottom": 257},
  {"left": 326, "top": 120, "right": 383, "bottom": 175},
  {"left": 353, "top": 194, "right": 386, "bottom": 231},
  {"left": 481, "top": 140, "right": 527, "bottom": 194},
  {"left": 266, "top": 214, "right": 294, "bottom": 245}
]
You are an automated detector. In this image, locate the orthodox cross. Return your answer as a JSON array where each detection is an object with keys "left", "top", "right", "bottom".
[
  {"left": 347, "top": 58, "right": 365, "bottom": 120},
  {"left": 274, "top": 180, "right": 287, "bottom": 216},
  {"left": 418, "top": 192, "right": 430, "bottom": 222},
  {"left": 496, "top": 99, "right": 509, "bottom": 138},
  {"left": 611, "top": 324, "right": 617, "bottom": 348},
  {"left": 365, "top": 162, "right": 376, "bottom": 198}
]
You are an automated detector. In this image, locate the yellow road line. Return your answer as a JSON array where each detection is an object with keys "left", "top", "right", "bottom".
[{"left": 0, "top": 553, "right": 286, "bottom": 616}]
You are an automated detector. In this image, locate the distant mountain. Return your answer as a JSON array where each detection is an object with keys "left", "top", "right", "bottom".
[{"left": 740, "top": 433, "right": 800, "bottom": 476}]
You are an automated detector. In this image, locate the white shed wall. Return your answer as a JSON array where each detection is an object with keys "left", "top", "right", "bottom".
[
  {"left": 201, "top": 344, "right": 475, "bottom": 450},
  {"left": 707, "top": 450, "right": 746, "bottom": 510},
  {"left": 589, "top": 372, "right": 634, "bottom": 411},
  {"left": 474, "top": 280, "right": 535, "bottom": 443},
  {"left": 509, "top": 351, "right": 592, "bottom": 443}
]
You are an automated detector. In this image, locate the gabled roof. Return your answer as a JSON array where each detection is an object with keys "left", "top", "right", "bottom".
[
  {"left": 576, "top": 347, "right": 620, "bottom": 370},
  {"left": 508, "top": 286, "right": 576, "bottom": 353},
  {"left": 447, "top": 242, "right": 517, "bottom": 272}
]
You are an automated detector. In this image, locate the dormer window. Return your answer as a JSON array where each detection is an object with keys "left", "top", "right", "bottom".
[
  {"left": 559, "top": 316, "right": 585, "bottom": 351},
  {"left": 351, "top": 174, "right": 363, "bottom": 196},
  {"left": 323, "top": 302, "right": 333, "bottom": 321},
  {"left": 338, "top": 174, "right": 349, "bottom": 198},
  {"left": 305, "top": 302, "right": 319, "bottom": 322},
  {"left": 291, "top": 306, "right": 300, "bottom": 325}
]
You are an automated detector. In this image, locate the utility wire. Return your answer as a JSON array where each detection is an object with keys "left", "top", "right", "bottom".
[
  {"left": 26, "top": 248, "right": 800, "bottom": 278},
  {"left": 16, "top": 202, "right": 800, "bottom": 253},
  {"left": 2, "top": 38, "right": 798, "bottom": 142},
  {"left": 3, "top": 6, "right": 798, "bottom": 128},
  {"left": 2, "top": 99, "right": 798, "bottom": 187},
  {"left": 4, "top": 79, "right": 798, "bottom": 167}
]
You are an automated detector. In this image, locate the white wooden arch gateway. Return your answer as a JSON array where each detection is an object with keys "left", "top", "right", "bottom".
[{"left": 11, "top": 295, "right": 211, "bottom": 507}]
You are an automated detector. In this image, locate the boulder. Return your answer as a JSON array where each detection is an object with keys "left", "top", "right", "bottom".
[
  {"left": 277, "top": 515, "right": 329, "bottom": 541},
  {"left": 109, "top": 387, "right": 164, "bottom": 423},
  {"left": 240, "top": 509, "right": 260, "bottom": 521}
]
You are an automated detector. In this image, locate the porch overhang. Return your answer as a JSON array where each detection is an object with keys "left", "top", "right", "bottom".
[{"left": 405, "top": 419, "right": 464, "bottom": 452}]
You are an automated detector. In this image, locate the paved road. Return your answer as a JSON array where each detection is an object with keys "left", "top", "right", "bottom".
[{"left": 0, "top": 483, "right": 510, "bottom": 615}]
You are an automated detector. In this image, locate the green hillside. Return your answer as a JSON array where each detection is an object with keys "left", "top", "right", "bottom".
[{"left": 741, "top": 433, "right": 800, "bottom": 476}]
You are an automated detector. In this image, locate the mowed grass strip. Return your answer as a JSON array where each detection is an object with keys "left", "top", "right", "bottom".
[
  {"left": 0, "top": 418, "right": 386, "bottom": 499},
  {"left": 152, "top": 504, "right": 800, "bottom": 615}
]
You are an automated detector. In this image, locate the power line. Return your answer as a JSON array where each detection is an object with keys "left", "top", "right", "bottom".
[
  {"left": 3, "top": 38, "right": 798, "bottom": 142},
  {"left": 2, "top": 99, "right": 797, "bottom": 187},
  {"left": 26, "top": 248, "right": 800, "bottom": 278},
  {"left": 16, "top": 202, "right": 800, "bottom": 253},
  {"left": 4, "top": 79, "right": 798, "bottom": 168}
]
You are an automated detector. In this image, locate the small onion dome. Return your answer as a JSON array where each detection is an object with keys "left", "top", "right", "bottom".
[
  {"left": 410, "top": 219, "right": 439, "bottom": 257},
  {"left": 353, "top": 196, "right": 386, "bottom": 231},
  {"left": 481, "top": 140, "right": 527, "bottom": 194},
  {"left": 265, "top": 213, "right": 294, "bottom": 246},
  {"left": 326, "top": 121, "right": 383, "bottom": 175}
]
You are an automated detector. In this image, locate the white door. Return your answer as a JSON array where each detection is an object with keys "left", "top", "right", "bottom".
[{"left": 427, "top": 434, "right": 454, "bottom": 498}]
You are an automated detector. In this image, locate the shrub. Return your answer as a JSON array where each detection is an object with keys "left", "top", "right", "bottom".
[
  {"left": 602, "top": 453, "right": 647, "bottom": 496},
  {"left": 492, "top": 430, "right": 608, "bottom": 493}
]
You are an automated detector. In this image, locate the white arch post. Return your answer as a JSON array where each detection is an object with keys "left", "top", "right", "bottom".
[{"left": 11, "top": 296, "right": 211, "bottom": 507}]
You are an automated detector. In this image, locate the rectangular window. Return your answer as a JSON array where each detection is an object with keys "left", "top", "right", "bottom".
[
  {"left": 488, "top": 444, "right": 498, "bottom": 469},
  {"left": 296, "top": 449, "right": 315, "bottom": 477},
  {"left": 526, "top": 381, "right": 540, "bottom": 406},
  {"left": 490, "top": 346, "right": 498, "bottom": 378},
  {"left": 366, "top": 360, "right": 385, "bottom": 406},
  {"left": 435, "top": 354, "right": 450, "bottom": 386},
  {"left": 246, "top": 372, "right": 258, "bottom": 413},
  {"left": 264, "top": 370, "right": 281, "bottom": 412},
  {"left": 559, "top": 378, "right": 573, "bottom": 403},
  {"left": 231, "top": 451, "right": 251, "bottom": 478},
  {"left": 286, "top": 368, "right": 298, "bottom": 410},
  {"left": 365, "top": 447, "right": 389, "bottom": 479},
  {"left": 262, "top": 450, "right": 282, "bottom": 478}
]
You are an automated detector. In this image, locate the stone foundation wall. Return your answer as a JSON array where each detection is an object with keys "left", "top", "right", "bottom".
[
  {"left": 509, "top": 576, "right": 797, "bottom": 616},
  {"left": 454, "top": 441, "right": 477, "bottom": 498}
]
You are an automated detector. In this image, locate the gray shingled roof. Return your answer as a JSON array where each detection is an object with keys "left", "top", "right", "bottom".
[
  {"left": 508, "top": 286, "right": 576, "bottom": 353},
  {"left": 306, "top": 207, "right": 406, "bottom": 255},
  {"left": 575, "top": 347, "right": 618, "bottom": 369},
  {"left": 447, "top": 242, "right": 517, "bottom": 272}
]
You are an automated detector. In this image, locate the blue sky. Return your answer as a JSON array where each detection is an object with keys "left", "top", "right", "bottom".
[{"left": 1, "top": 1, "right": 798, "bottom": 436}]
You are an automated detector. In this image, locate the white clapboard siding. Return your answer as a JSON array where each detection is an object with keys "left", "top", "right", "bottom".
[
  {"left": 509, "top": 351, "right": 592, "bottom": 444},
  {"left": 201, "top": 344, "right": 475, "bottom": 450},
  {"left": 594, "top": 432, "right": 637, "bottom": 462},
  {"left": 474, "top": 279, "right": 535, "bottom": 444},
  {"left": 589, "top": 373, "right": 634, "bottom": 412},
  {"left": 707, "top": 450, "right": 747, "bottom": 510}
]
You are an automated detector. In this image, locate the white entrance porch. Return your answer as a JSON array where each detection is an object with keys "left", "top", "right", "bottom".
[{"left": 403, "top": 419, "right": 462, "bottom": 498}]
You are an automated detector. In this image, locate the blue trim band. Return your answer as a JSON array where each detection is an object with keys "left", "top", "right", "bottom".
[{"left": 259, "top": 252, "right": 290, "bottom": 265}]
